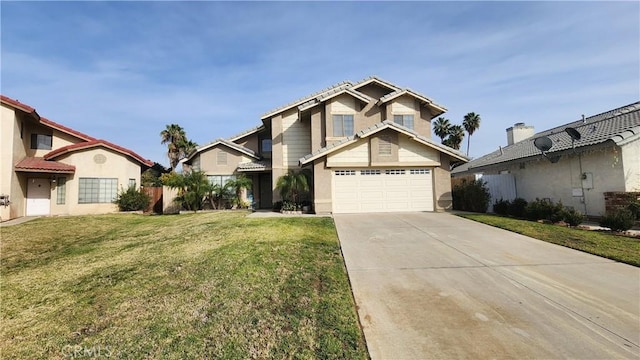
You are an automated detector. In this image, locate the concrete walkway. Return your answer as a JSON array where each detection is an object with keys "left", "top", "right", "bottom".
[
  {"left": 0, "top": 216, "right": 40, "bottom": 227},
  {"left": 335, "top": 212, "right": 639, "bottom": 359}
]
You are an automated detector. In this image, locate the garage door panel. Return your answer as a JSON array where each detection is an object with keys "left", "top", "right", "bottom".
[{"left": 333, "top": 169, "right": 434, "bottom": 213}]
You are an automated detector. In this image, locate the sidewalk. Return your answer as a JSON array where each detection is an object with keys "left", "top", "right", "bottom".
[
  {"left": 247, "top": 210, "right": 331, "bottom": 218},
  {"left": 0, "top": 216, "right": 40, "bottom": 227}
]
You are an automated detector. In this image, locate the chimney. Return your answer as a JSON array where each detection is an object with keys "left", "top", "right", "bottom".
[{"left": 506, "top": 122, "right": 535, "bottom": 145}]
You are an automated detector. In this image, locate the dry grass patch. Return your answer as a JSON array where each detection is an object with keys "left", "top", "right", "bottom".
[{"left": 1, "top": 212, "right": 367, "bottom": 359}]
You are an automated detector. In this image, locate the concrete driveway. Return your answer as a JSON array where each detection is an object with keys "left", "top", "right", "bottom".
[{"left": 334, "top": 212, "right": 640, "bottom": 359}]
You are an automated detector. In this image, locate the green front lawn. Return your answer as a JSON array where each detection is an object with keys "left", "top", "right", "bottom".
[
  {"left": 1, "top": 212, "right": 367, "bottom": 359},
  {"left": 458, "top": 213, "right": 640, "bottom": 267}
]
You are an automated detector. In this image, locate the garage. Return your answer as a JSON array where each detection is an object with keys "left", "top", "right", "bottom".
[{"left": 332, "top": 168, "right": 434, "bottom": 213}]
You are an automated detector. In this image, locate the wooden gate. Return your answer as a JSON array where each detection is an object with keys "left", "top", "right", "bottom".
[{"left": 142, "top": 187, "right": 163, "bottom": 214}]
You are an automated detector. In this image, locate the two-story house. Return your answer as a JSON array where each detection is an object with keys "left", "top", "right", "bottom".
[
  {"left": 184, "top": 76, "right": 468, "bottom": 214},
  {"left": 0, "top": 95, "right": 153, "bottom": 221}
]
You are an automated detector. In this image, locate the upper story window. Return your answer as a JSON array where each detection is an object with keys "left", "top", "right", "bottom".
[
  {"left": 31, "top": 134, "right": 52, "bottom": 150},
  {"left": 393, "top": 115, "right": 414, "bottom": 130},
  {"left": 261, "top": 139, "right": 272, "bottom": 153},
  {"left": 333, "top": 114, "right": 354, "bottom": 137}
]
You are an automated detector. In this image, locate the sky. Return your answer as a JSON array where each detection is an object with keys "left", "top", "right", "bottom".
[{"left": 2, "top": 1, "right": 638, "bottom": 167}]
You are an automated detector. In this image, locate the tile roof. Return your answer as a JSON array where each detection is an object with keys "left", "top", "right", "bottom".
[
  {"left": 452, "top": 101, "right": 640, "bottom": 174},
  {"left": 237, "top": 160, "right": 272, "bottom": 171},
  {"left": 228, "top": 124, "right": 266, "bottom": 142},
  {"left": 260, "top": 76, "right": 446, "bottom": 120},
  {"left": 299, "top": 120, "right": 469, "bottom": 165},
  {"left": 1, "top": 95, "right": 37, "bottom": 115},
  {"left": 15, "top": 157, "right": 76, "bottom": 174},
  {"left": 186, "top": 138, "right": 259, "bottom": 161},
  {"left": 44, "top": 140, "right": 153, "bottom": 167},
  {"left": 40, "top": 117, "right": 96, "bottom": 141}
]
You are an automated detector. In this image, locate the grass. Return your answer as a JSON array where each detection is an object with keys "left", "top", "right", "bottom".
[
  {"left": 458, "top": 213, "right": 640, "bottom": 267},
  {"left": 1, "top": 212, "right": 368, "bottom": 359}
]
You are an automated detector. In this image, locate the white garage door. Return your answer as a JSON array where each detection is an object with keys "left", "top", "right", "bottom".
[{"left": 333, "top": 169, "right": 433, "bottom": 213}]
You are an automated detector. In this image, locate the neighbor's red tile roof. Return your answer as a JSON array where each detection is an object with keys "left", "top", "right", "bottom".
[
  {"left": 14, "top": 157, "right": 76, "bottom": 174},
  {"left": 45, "top": 140, "right": 153, "bottom": 167},
  {"left": 2, "top": 94, "right": 153, "bottom": 167}
]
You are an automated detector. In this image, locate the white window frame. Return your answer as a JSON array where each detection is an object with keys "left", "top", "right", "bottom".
[
  {"left": 78, "top": 178, "right": 118, "bottom": 204},
  {"left": 393, "top": 114, "right": 414, "bottom": 130},
  {"left": 332, "top": 114, "right": 355, "bottom": 137}
]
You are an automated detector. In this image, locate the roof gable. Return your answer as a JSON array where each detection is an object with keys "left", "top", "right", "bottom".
[
  {"left": 186, "top": 138, "right": 259, "bottom": 161},
  {"left": 351, "top": 76, "right": 401, "bottom": 93},
  {"left": 261, "top": 81, "right": 353, "bottom": 120},
  {"left": 298, "top": 88, "right": 372, "bottom": 112},
  {"left": 454, "top": 101, "right": 640, "bottom": 174},
  {"left": 299, "top": 120, "right": 468, "bottom": 165},
  {"left": 377, "top": 89, "right": 447, "bottom": 117},
  {"left": 44, "top": 139, "right": 153, "bottom": 167}
]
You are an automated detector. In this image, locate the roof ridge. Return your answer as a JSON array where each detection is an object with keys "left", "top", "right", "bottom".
[{"left": 261, "top": 81, "right": 353, "bottom": 119}]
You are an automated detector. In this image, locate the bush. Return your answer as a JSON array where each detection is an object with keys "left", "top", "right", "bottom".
[
  {"left": 627, "top": 201, "right": 640, "bottom": 220},
  {"left": 114, "top": 186, "right": 151, "bottom": 211},
  {"left": 600, "top": 210, "right": 635, "bottom": 232},
  {"left": 525, "top": 198, "right": 564, "bottom": 222},
  {"left": 452, "top": 179, "right": 491, "bottom": 213},
  {"left": 562, "top": 208, "right": 585, "bottom": 227},
  {"left": 493, "top": 198, "right": 511, "bottom": 215},
  {"left": 272, "top": 201, "right": 283, "bottom": 212},
  {"left": 509, "top": 198, "right": 528, "bottom": 218}
]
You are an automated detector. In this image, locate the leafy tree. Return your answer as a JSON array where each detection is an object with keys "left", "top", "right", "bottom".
[
  {"left": 462, "top": 112, "right": 481, "bottom": 156},
  {"left": 114, "top": 185, "right": 151, "bottom": 211},
  {"left": 443, "top": 125, "right": 465, "bottom": 150},
  {"left": 141, "top": 162, "right": 170, "bottom": 187},
  {"left": 160, "top": 124, "right": 198, "bottom": 171},
  {"left": 276, "top": 170, "right": 310, "bottom": 204},
  {"left": 433, "top": 117, "right": 452, "bottom": 143}
]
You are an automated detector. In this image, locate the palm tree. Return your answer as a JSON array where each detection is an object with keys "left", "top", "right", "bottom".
[
  {"left": 227, "top": 174, "right": 253, "bottom": 208},
  {"left": 433, "top": 117, "right": 451, "bottom": 143},
  {"left": 443, "top": 125, "right": 464, "bottom": 150},
  {"left": 276, "top": 170, "right": 310, "bottom": 204},
  {"left": 462, "top": 112, "right": 481, "bottom": 156},
  {"left": 160, "top": 124, "right": 187, "bottom": 171}
]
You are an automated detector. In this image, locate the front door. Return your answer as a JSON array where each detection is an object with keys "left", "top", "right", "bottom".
[
  {"left": 259, "top": 174, "right": 272, "bottom": 209},
  {"left": 26, "top": 178, "right": 51, "bottom": 216}
]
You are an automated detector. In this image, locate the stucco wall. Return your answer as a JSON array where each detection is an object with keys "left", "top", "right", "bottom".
[
  {"left": 282, "top": 109, "right": 311, "bottom": 168},
  {"left": 313, "top": 159, "right": 332, "bottom": 214},
  {"left": 51, "top": 148, "right": 142, "bottom": 215},
  {"left": 621, "top": 139, "right": 639, "bottom": 191},
  {"left": 197, "top": 146, "right": 251, "bottom": 175},
  {"left": 0, "top": 105, "right": 17, "bottom": 220},
  {"left": 434, "top": 155, "right": 453, "bottom": 211},
  {"left": 470, "top": 144, "right": 627, "bottom": 216}
]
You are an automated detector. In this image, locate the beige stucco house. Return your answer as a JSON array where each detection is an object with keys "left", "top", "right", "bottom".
[
  {"left": 452, "top": 101, "right": 640, "bottom": 216},
  {"left": 184, "top": 76, "right": 468, "bottom": 214},
  {"left": 0, "top": 95, "right": 153, "bottom": 220}
]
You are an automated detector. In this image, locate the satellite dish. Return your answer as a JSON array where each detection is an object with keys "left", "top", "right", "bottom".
[
  {"left": 534, "top": 136, "right": 553, "bottom": 152},
  {"left": 565, "top": 127, "right": 581, "bottom": 141}
]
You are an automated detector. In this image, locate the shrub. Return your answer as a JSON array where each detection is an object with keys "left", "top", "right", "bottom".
[
  {"left": 525, "top": 198, "right": 564, "bottom": 222},
  {"left": 452, "top": 179, "right": 491, "bottom": 213},
  {"left": 600, "top": 209, "right": 635, "bottom": 232},
  {"left": 493, "top": 198, "right": 511, "bottom": 215},
  {"left": 562, "top": 208, "right": 585, "bottom": 227},
  {"left": 114, "top": 186, "right": 151, "bottom": 211},
  {"left": 509, "top": 198, "right": 528, "bottom": 218},
  {"left": 272, "top": 201, "right": 283, "bottom": 211},
  {"left": 627, "top": 201, "right": 640, "bottom": 220}
]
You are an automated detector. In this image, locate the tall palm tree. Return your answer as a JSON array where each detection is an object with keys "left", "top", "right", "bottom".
[
  {"left": 443, "top": 125, "right": 464, "bottom": 150},
  {"left": 227, "top": 174, "right": 253, "bottom": 207},
  {"left": 160, "top": 124, "right": 187, "bottom": 171},
  {"left": 462, "top": 112, "right": 481, "bottom": 156},
  {"left": 276, "top": 170, "right": 310, "bottom": 204},
  {"left": 433, "top": 117, "right": 452, "bottom": 143}
]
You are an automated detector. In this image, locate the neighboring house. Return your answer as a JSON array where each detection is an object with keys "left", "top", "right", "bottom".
[
  {"left": 184, "top": 76, "right": 468, "bottom": 214},
  {"left": 0, "top": 95, "right": 153, "bottom": 220},
  {"left": 452, "top": 102, "right": 640, "bottom": 216}
]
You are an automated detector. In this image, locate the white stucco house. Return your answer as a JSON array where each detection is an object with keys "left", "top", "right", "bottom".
[{"left": 452, "top": 101, "right": 640, "bottom": 217}]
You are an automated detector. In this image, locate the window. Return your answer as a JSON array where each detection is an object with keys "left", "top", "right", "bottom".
[
  {"left": 378, "top": 135, "right": 392, "bottom": 156},
  {"left": 361, "top": 170, "right": 381, "bottom": 175},
  {"left": 385, "top": 169, "right": 406, "bottom": 175},
  {"left": 207, "top": 175, "right": 235, "bottom": 187},
  {"left": 56, "top": 177, "right": 66, "bottom": 205},
  {"left": 410, "top": 169, "right": 430, "bottom": 175},
  {"left": 261, "top": 139, "right": 272, "bottom": 153},
  {"left": 332, "top": 114, "right": 354, "bottom": 137},
  {"left": 30, "top": 134, "right": 52, "bottom": 150},
  {"left": 217, "top": 152, "right": 227, "bottom": 165},
  {"left": 129, "top": 178, "right": 136, "bottom": 188},
  {"left": 78, "top": 178, "right": 118, "bottom": 203},
  {"left": 335, "top": 170, "right": 356, "bottom": 176},
  {"left": 393, "top": 115, "right": 414, "bottom": 130}
]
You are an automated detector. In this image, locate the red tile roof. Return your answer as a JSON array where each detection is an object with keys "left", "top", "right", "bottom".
[
  {"left": 44, "top": 139, "right": 153, "bottom": 167},
  {"left": 40, "top": 117, "right": 95, "bottom": 141},
  {"left": 0, "top": 95, "right": 37, "bottom": 114},
  {"left": 14, "top": 157, "right": 76, "bottom": 174}
]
